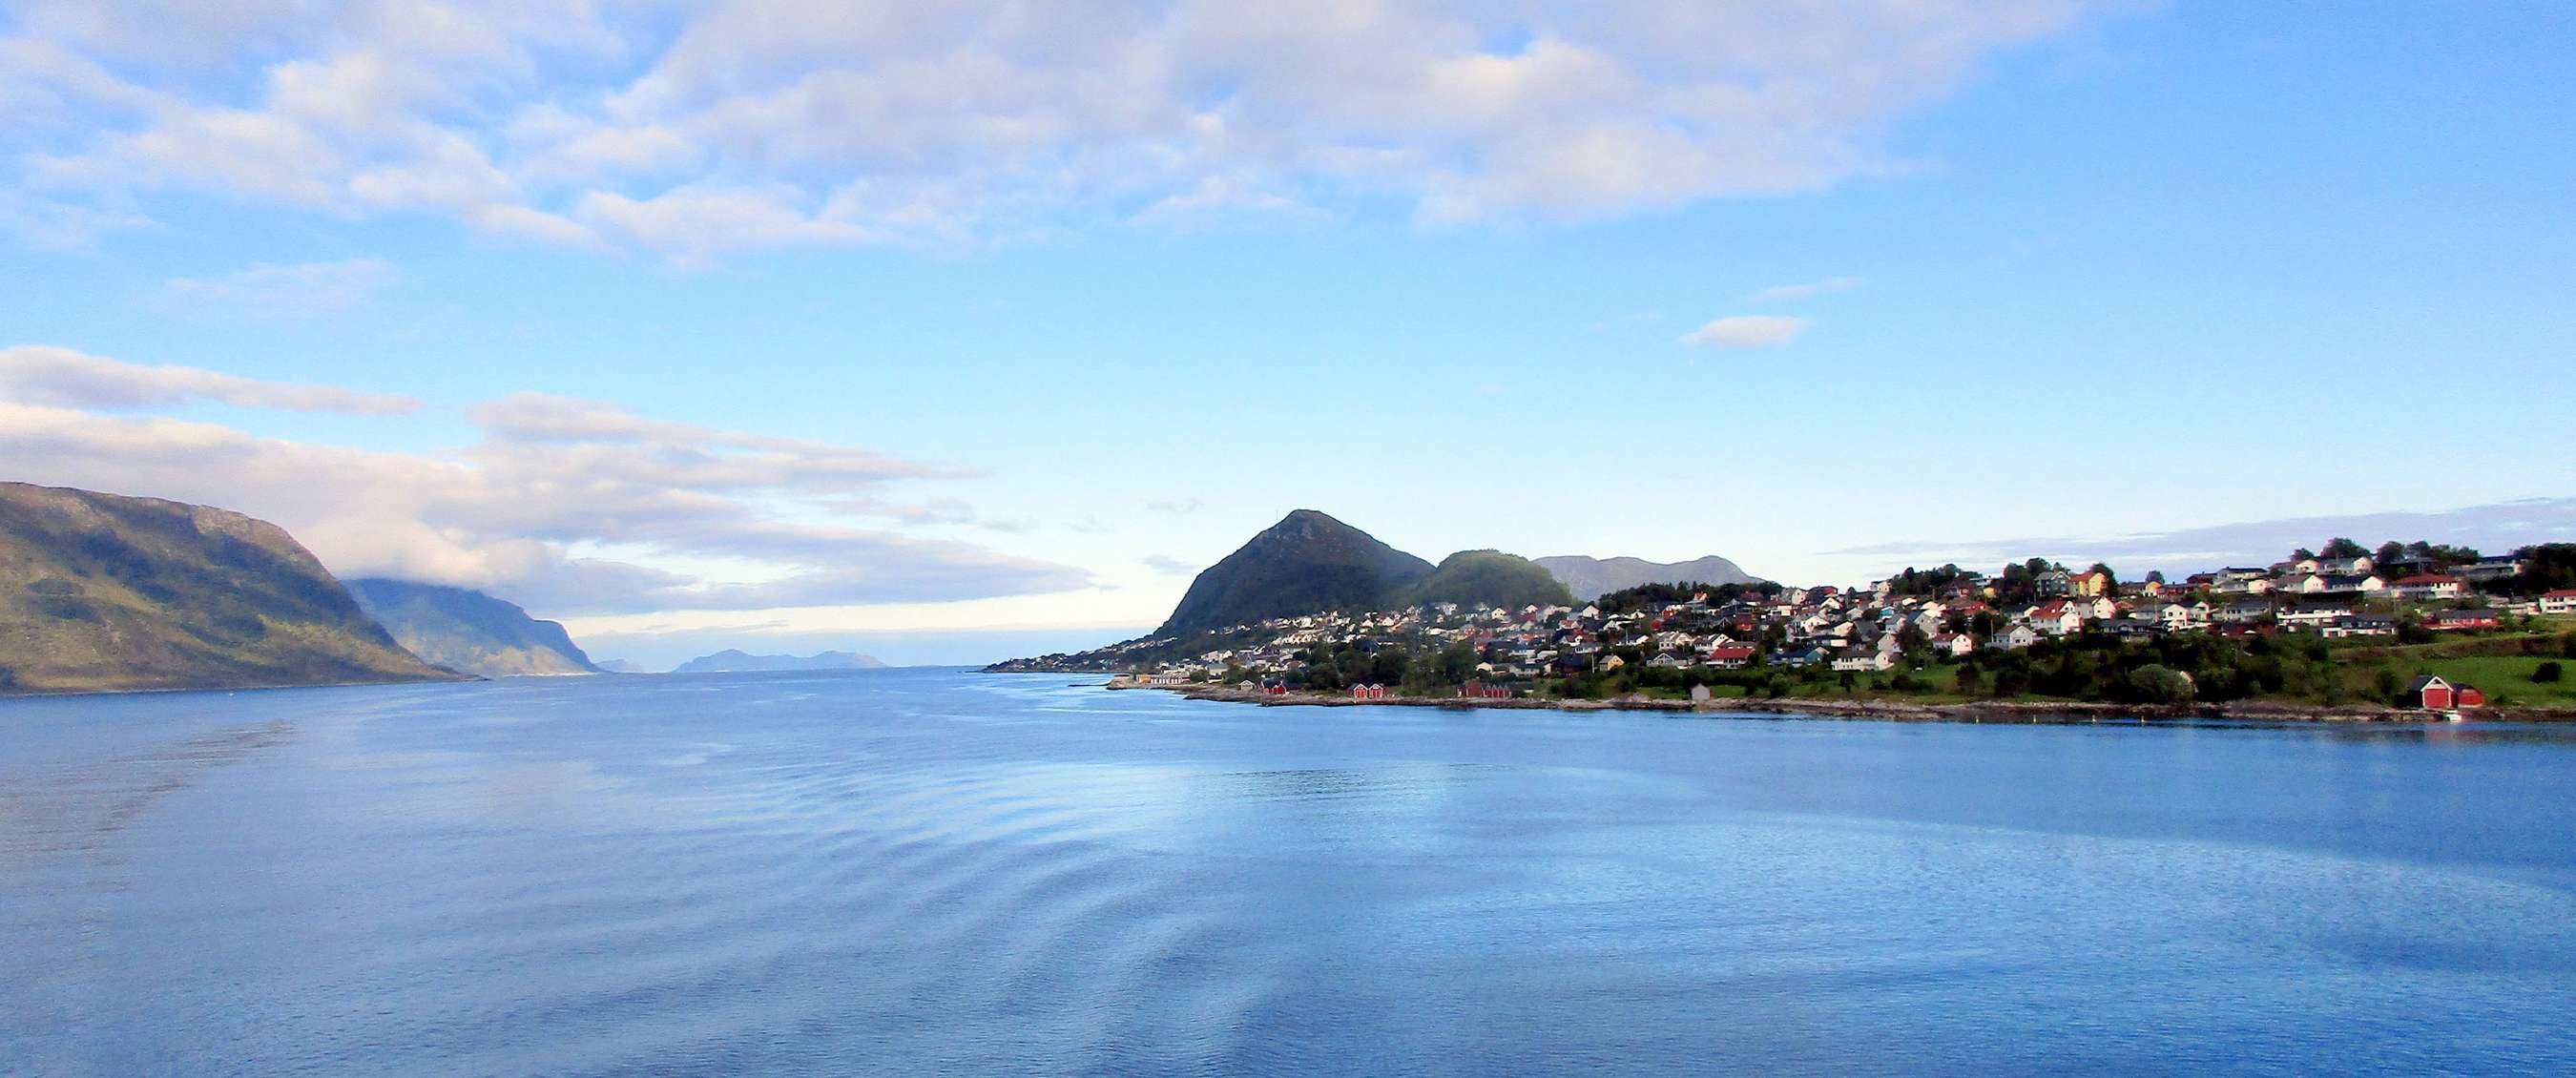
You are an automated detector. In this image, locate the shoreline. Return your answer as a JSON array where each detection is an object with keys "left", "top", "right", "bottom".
[
  {"left": 1098, "top": 678, "right": 2576, "bottom": 725},
  {"left": 0, "top": 671, "right": 478, "bottom": 702}
]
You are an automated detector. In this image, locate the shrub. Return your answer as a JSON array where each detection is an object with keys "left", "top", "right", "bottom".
[{"left": 2538, "top": 662, "right": 2565, "bottom": 684}]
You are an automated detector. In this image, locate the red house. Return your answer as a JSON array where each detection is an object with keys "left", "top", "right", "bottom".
[
  {"left": 2426, "top": 610, "right": 2502, "bottom": 632},
  {"left": 2409, "top": 675, "right": 2488, "bottom": 710},
  {"left": 1706, "top": 645, "right": 1755, "bottom": 670},
  {"left": 1351, "top": 683, "right": 1387, "bottom": 700}
]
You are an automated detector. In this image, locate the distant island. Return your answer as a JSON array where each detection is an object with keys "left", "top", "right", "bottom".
[
  {"left": 0, "top": 482, "right": 463, "bottom": 694},
  {"left": 672, "top": 650, "right": 888, "bottom": 674},
  {"left": 995, "top": 510, "right": 2576, "bottom": 721}
]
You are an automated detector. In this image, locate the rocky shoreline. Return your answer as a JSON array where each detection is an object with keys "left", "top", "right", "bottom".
[{"left": 1096, "top": 678, "right": 2576, "bottom": 724}]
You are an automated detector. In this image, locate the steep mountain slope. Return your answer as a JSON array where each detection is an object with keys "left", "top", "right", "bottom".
[
  {"left": 1398, "top": 549, "right": 1577, "bottom": 610},
  {"left": 1535, "top": 554, "right": 1760, "bottom": 600},
  {"left": 1157, "top": 509, "right": 1435, "bottom": 634},
  {"left": 671, "top": 650, "right": 887, "bottom": 674},
  {"left": 0, "top": 483, "right": 460, "bottom": 694},
  {"left": 346, "top": 578, "right": 602, "bottom": 677}
]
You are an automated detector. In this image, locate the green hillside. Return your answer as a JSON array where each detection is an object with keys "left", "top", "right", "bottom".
[
  {"left": 1399, "top": 549, "right": 1576, "bottom": 610},
  {"left": 0, "top": 483, "right": 462, "bottom": 694}
]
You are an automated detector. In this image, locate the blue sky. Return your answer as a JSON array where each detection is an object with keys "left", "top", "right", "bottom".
[{"left": 3, "top": 2, "right": 2572, "bottom": 666}]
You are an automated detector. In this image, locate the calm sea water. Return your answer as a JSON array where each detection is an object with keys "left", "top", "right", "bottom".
[{"left": 4, "top": 669, "right": 2574, "bottom": 1075}]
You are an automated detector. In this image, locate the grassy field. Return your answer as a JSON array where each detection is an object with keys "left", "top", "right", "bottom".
[{"left": 2363, "top": 654, "right": 2576, "bottom": 707}]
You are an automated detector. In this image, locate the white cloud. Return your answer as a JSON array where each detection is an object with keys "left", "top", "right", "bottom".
[
  {"left": 1744, "top": 276, "right": 1863, "bottom": 304},
  {"left": 156, "top": 258, "right": 403, "bottom": 321},
  {"left": 0, "top": 344, "right": 421, "bottom": 413},
  {"left": 1680, "top": 315, "right": 1812, "bottom": 350},
  {"left": 1, "top": 0, "right": 2118, "bottom": 259},
  {"left": 0, "top": 347, "right": 1093, "bottom": 616}
]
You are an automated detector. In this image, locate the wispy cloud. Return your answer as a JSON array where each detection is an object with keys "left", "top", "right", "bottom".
[
  {"left": 1680, "top": 315, "right": 1811, "bottom": 349},
  {"left": 0, "top": 344, "right": 420, "bottom": 414},
  {"left": 0, "top": 1, "right": 2123, "bottom": 259},
  {"left": 1140, "top": 554, "right": 1197, "bottom": 575},
  {"left": 1743, "top": 276, "right": 1862, "bottom": 304},
  {"left": 1145, "top": 497, "right": 1204, "bottom": 515},
  {"left": 155, "top": 259, "right": 403, "bottom": 321}
]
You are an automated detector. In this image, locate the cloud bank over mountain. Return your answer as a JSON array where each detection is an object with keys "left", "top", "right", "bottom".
[{"left": 0, "top": 344, "right": 1091, "bottom": 617}]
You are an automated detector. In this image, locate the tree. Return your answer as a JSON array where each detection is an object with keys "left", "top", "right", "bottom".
[
  {"left": 2124, "top": 664, "right": 2197, "bottom": 705},
  {"left": 2321, "top": 537, "right": 2369, "bottom": 560},
  {"left": 2375, "top": 541, "right": 2406, "bottom": 566},
  {"left": 1955, "top": 663, "right": 1984, "bottom": 695}
]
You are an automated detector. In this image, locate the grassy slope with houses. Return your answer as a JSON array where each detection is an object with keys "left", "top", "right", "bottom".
[{"left": 1005, "top": 537, "right": 2576, "bottom": 718}]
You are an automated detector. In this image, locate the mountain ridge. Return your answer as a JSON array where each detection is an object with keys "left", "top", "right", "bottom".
[
  {"left": 1534, "top": 554, "right": 1760, "bottom": 600},
  {"left": 346, "top": 578, "right": 603, "bottom": 678}
]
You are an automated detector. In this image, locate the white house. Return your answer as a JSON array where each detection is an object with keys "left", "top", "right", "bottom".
[
  {"left": 1990, "top": 624, "right": 2041, "bottom": 650},
  {"left": 2030, "top": 601, "right": 2085, "bottom": 635},
  {"left": 2390, "top": 574, "right": 2464, "bottom": 602},
  {"left": 2275, "top": 574, "right": 2328, "bottom": 594},
  {"left": 1832, "top": 652, "right": 1895, "bottom": 673}
]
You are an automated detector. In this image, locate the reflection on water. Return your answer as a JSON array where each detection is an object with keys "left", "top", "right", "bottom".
[{"left": 4, "top": 670, "right": 2575, "bottom": 1076}]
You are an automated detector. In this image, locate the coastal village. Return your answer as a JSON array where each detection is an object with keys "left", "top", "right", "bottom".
[{"left": 1042, "top": 542, "right": 2576, "bottom": 714}]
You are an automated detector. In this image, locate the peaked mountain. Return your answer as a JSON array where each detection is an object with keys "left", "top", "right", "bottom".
[
  {"left": 1534, "top": 554, "right": 1761, "bottom": 601},
  {"left": 671, "top": 649, "right": 887, "bottom": 674},
  {"left": 346, "top": 579, "right": 602, "bottom": 678},
  {"left": 1157, "top": 509, "right": 1435, "bottom": 635},
  {"left": 0, "top": 482, "right": 460, "bottom": 694},
  {"left": 1398, "top": 549, "right": 1576, "bottom": 610}
]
